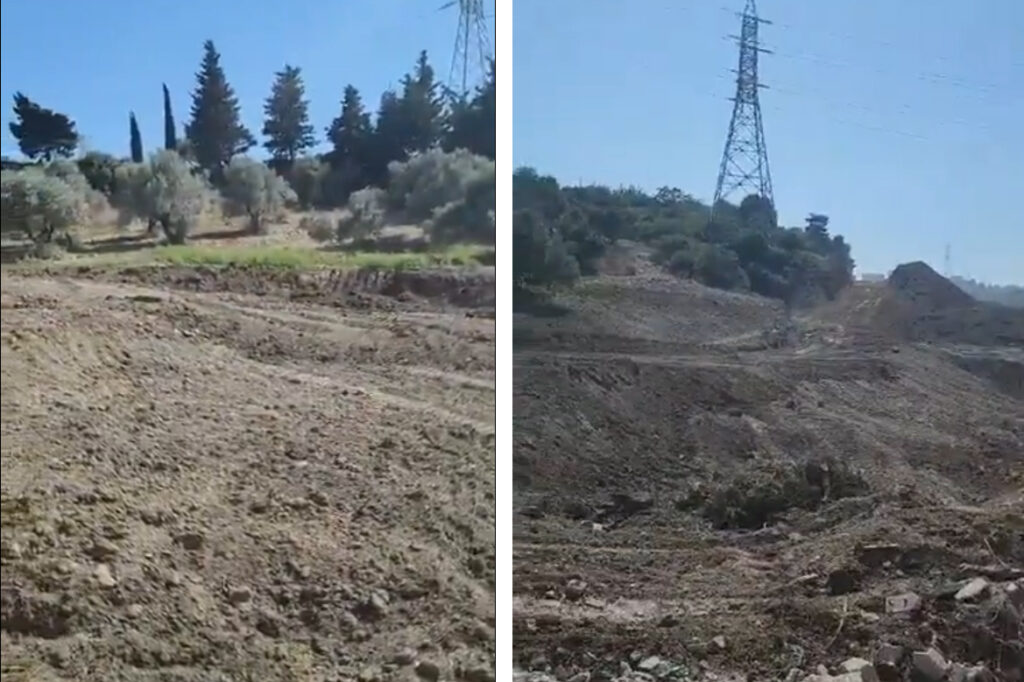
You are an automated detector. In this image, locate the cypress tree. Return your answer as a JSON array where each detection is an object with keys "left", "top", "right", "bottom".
[
  {"left": 129, "top": 112, "right": 144, "bottom": 162},
  {"left": 162, "top": 83, "right": 178, "bottom": 150}
]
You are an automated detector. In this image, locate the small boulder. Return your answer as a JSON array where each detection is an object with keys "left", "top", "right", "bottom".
[
  {"left": 415, "top": 660, "right": 441, "bottom": 682},
  {"left": 911, "top": 649, "right": 948, "bottom": 682},
  {"left": 93, "top": 564, "right": 117, "bottom": 588},
  {"left": 954, "top": 577, "right": 989, "bottom": 602},
  {"left": 885, "top": 592, "right": 921, "bottom": 614},
  {"left": 564, "top": 579, "right": 588, "bottom": 601}
]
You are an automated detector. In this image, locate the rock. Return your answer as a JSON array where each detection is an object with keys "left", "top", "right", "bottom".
[
  {"left": 87, "top": 537, "right": 119, "bottom": 560},
  {"left": 637, "top": 656, "right": 661, "bottom": 672},
  {"left": 873, "top": 644, "right": 904, "bottom": 682},
  {"left": 93, "top": 563, "right": 117, "bottom": 588},
  {"left": 3, "top": 541, "right": 24, "bottom": 560},
  {"left": 965, "top": 666, "right": 994, "bottom": 682},
  {"left": 885, "top": 591, "right": 921, "bottom": 614},
  {"left": 255, "top": 608, "right": 282, "bottom": 638},
  {"left": 308, "top": 490, "right": 329, "bottom": 507},
  {"left": 857, "top": 544, "right": 901, "bottom": 568},
  {"left": 415, "top": 660, "right": 441, "bottom": 681},
  {"left": 1006, "top": 581, "right": 1024, "bottom": 609},
  {"left": 467, "top": 556, "right": 486, "bottom": 577},
  {"left": 840, "top": 658, "right": 873, "bottom": 673},
  {"left": 948, "top": 664, "right": 970, "bottom": 682},
  {"left": 711, "top": 635, "right": 727, "bottom": 651},
  {"left": 954, "top": 577, "right": 989, "bottom": 602},
  {"left": 356, "top": 592, "right": 389, "bottom": 621},
  {"left": 827, "top": 568, "right": 861, "bottom": 596},
  {"left": 125, "top": 604, "right": 144, "bottom": 619},
  {"left": 564, "top": 579, "right": 588, "bottom": 601},
  {"left": 392, "top": 649, "right": 417, "bottom": 666},
  {"left": 911, "top": 649, "right": 948, "bottom": 682},
  {"left": 839, "top": 658, "right": 880, "bottom": 682},
  {"left": 466, "top": 667, "right": 496, "bottom": 682},
  {"left": 359, "top": 666, "right": 382, "bottom": 682},
  {"left": 174, "top": 531, "right": 205, "bottom": 551},
  {"left": 566, "top": 672, "right": 590, "bottom": 682},
  {"left": 227, "top": 585, "right": 253, "bottom": 604},
  {"left": 658, "top": 613, "right": 680, "bottom": 627}
]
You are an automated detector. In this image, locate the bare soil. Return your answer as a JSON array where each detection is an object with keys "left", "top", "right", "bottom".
[
  {"left": 513, "top": 260, "right": 1023, "bottom": 681},
  {"left": 1, "top": 264, "right": 495, "bottom": 681}
]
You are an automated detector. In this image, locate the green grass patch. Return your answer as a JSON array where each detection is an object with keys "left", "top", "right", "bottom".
[{"left": 7, "top": 242, "right": 493, "bottom": 272}]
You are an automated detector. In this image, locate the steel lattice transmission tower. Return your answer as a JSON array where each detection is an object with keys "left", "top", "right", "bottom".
[
  {"left": 443, "top": 0, "right": 491, "bottom": 95},
  {"left": 712, "top": 0, "right": 774, "bottom": 218}
]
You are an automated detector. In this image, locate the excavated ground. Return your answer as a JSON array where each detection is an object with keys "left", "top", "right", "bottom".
[
  {"left": 0, "top": 265, "right": 496, "bottom": 682},
  {"left": 513, "top": 264, "right": 1023, "bottom": 682}
]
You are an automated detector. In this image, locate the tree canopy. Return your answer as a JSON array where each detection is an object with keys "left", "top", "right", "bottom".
[
  {"left": 262, "top": 65, "right": 316, "bottom": 166},
  {"left": 185, "top": 40, "right": 255, "bottom": 175},
  {"left": 8, "top": 93, "right": 79, "bottom": 161}
]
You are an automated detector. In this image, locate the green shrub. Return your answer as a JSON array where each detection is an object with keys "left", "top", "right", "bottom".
[
  {"left": 512, "top": 209, "right": 580, "bottom": 287},
  {"left": 427, "top": 168, "right": 495, "bottom": 244},
  {"left": 113, "top": 150, "right": 207, "bottom": 244},
  {"left": 1, "top": 168, "right": 87, "bottom": 245},
  {"left": 222, "top": 156, "right": 296, "bottom": 234},
  {"left": 386, "top": 148, "right": 494, "bottom": 223},
  {"left": 337, "top": 187, "right": 386, "bottom": 242},
  {"left": 299, "top": 213, "right": 336, "bottom": 243}
]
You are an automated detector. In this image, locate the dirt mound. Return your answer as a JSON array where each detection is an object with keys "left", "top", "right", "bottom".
[
  {"left": 1, "top": 272, "right": 495, "bottom": 681},
  {"left": 60, "top": 264, "right": 497, "bottom": 312},
  {"left": 513, "top": 271, "right": 1023, "bottom": 680},
  {"left": 887, "top": 261, "right": 976, "bottom": 309}
]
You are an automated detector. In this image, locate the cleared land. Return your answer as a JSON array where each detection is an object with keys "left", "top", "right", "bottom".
[
  {"left": 1, "top": 226, "right": 496, "bottom": 681},
  {"left": 513, "top": 252, "right": 1023, "bottom": 682}
]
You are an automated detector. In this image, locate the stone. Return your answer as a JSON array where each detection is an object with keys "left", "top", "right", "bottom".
[
  {"left": 637, "top": 656, "right": 661, "bottom": 672},
  {"left": 565, "top": 578, "right": 588, "bottom": 601},
  {"left": 308, "top": 490, "right": 329, "bottom": 507},
  {"left": 1006, "top": 581, "right": 1024, "bottom": 609},
  {"left": 839, "top": 658, "right": 880, "bottom": 682},
  {"left": 954, "top": 577, "right": 989, "bottom": 602},
  {"left": 467, "top": 556, "right": 486, "bottom": 577},
  {"left": 227, "top": 585, "right": 253, "bottom": 604},
  {"left": 93, "top": 563, "right": 117, "bottom": 588},
  {"left": 711, "top": 635, "right": 727, "bottom": 651},
  {"left": 125, "top": 604, "right": 144, "bottom": 619},
  {"left": 911, "top": 649, "right": 948, "bottom": 682},
  {"left": 415, "top": 660, "right": 441, "bottom": 682},
  {"left": 255, "top": 608, "right": 282, "bottom": 638},
  {"left": 465, "top": 667, "right": 496, "bottom": 682},
  {"left": 566, "top": 673, "right": 590, "bottom": 682},
  {"left": 87, "top": 537, "right": 119, "bottom": 560},
  {"left": 174, "top": 531, "right": 205, "bottom": 551},
  {"left": 885, "top": 591, "right": 921, "bottom": 614},
  {"left": 873, "top": 644, "right": 904, "bottom": 682},
  {"left": 356, "top": 592, "right": 389, "bottom": 621},
  {"left": 392, "top": 648, "right": 416, "bottom": 666},
  {"left": 828, "top": 567, "right": 863, "bottom": 596},
  {"left": 857, "top": 544, "right": 901, "bottom": 568},
  {"left": 840, "top": 658, "right": 873, "bottom": 673}
]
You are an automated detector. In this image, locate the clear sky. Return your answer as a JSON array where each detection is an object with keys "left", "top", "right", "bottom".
[
  {"left": 1, "top": 0, "right": 493, "bottom": 161},
  {"left": 514, "top": 0, "right": 1024, "bottom": 285}
]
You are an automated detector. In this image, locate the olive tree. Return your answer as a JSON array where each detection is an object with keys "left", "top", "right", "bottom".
[
  {"left": 114, "top": 150, "right": 207, "bottom": 244},
  {"left": 1, "top": 168, "right": 86, "bottom": 247},
  {"left": 221, "top": 156, "right": 296, "bottom": 234}
]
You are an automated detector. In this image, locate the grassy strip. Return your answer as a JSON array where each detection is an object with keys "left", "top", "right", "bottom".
[{"left": 7, "top": 243, "right": 493, "bottom": 271}]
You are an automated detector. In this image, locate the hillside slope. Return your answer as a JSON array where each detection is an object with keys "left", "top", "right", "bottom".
[{"left": 513, "top": 262, "right": 1023, "bottom": 681}]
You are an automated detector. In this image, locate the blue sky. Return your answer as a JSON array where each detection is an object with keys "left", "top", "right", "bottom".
[
  {"left": 514, "top": 0, "right": 1024, "bottom": 285},
  {"left": 1, "top": 0, "right": 493, "bottom": 159}
]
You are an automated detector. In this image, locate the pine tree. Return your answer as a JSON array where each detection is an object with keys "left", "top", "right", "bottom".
[
  {"left": 185, "top": 40, "right": 254, "bottom": 175},
  {"left": 8, "top": 92, "right": 79, "bottom": 161},
  {"left": 162, "top": 83, "right": 178, "bottom": 150},
  {"left": 129, "top": 112, "right": 144, "bottom": 162},
  {"left": 398, "top": 50, "right": 446, "bottom": 153},
  {"left": 262, "top": 65, "right": 315, "bottom": 168},
  {"left": 368, "top": 90, "right": 407, "bottom": 185},
  {"left": 325, "top": 85, "right": 372, "bottom": 170},
  {"left": 444, "top": 59, "right": 495, "bottom": 159}
]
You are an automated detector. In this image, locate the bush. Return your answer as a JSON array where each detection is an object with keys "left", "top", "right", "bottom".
[
  {"left": 114, "top": 150, "right": 207, "bottom": 244},
  {"left": 299, "top": 213, "right": 336, "bottom": 243},
  {"left": 44, "top": 158, "right": 110, "bottom": 216},
  {"left": 337, "top": 187, "right": 386, "bottom": 242},
  {"left": 512, "top": 209, "right": 580, "bottom": 287},
  {"left": 696, "top": 246, "right": 749, "bottom": 291},
  {"left": 386, "top": 148, "right": 494, "bottom": 223},
  {"left": 1, "top": 168, "right": 86, "bottom": 246},
  {"left": 222, "top": 157, "right": 296, "bottom": 234},
  {"left": 427, "top": 167, "right": 496, "bottom": 244},
  {"left": 76, "top": 151, "right": 121, "bottom": 196},
  {"left": 288, "top": 157, "right": 327, "bottom": 209}
]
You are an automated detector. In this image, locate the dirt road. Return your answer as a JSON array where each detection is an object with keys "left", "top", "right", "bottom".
[{"left": 1, "top": 266, "right": 495, "bottom": 681}]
